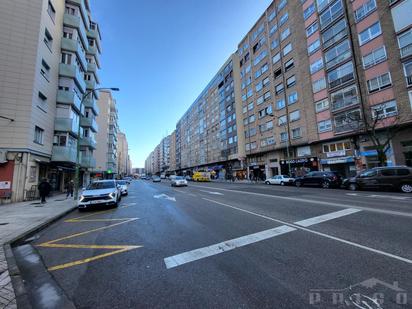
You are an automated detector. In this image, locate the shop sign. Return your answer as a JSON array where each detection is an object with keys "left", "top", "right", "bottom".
[
  {"left": 320, "top": 156, "right": 355, "bottom": 165},
  {"left": 280, "top": 157, "right": 317, "bottom": 165},
  {"left": 326, "top": 150, "right": 346, "bottom": 158},
  {"left": 0, "top": 181, "right": 11, "bottom": 189}
]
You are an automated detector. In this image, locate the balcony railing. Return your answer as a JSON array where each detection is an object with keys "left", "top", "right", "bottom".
[
  {"left": 59, "top": 63, "right": 86, "bottom": 92},
  {"left": 56, "top": 90, "right": 81, "bottom": 113},
  {"left": 80, "top": 136, "right": 97, "bottom": 149},
  {"left": 331, "top": 97, "right": 359, "bottom": 112},
  {"left": 51, "top": 146, "right": 77, "bottom": 163},
  {"left": 80, "top": 154, "right": 96, "bottom": 168},
  {"left": 328, "top": 73, "right": 354, "bottom": 89},
  {"left": 83, "top": 97, "right": 99, "bottom": 115},
  {"left": 80, "top": 116, "right": 98, "bottom": 132},
  {"left": 61, "top": 37, "right": 87, "bottom": 70},
  {"left": 63, "top": 13, "right": 88, "bottom": 49},
  {"left": 54, "top": 117, "right": 78, "bottom": 135}
]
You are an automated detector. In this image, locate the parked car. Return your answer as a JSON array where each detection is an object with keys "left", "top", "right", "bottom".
[
  {"left": 343, "top": 166, "right": 412, "bottom": 193},
  {"left": 294, "top": 171, "right": 342, "bottom": 189},
  {"left": 152, "top": 176, "right": 161, "bottom": 183},
  {"left": 116, "top": 180, "right": 128, "bottom": 196},
  {"left": 185, "top": 176, "right": 193, "bottom": 181},
  {"left": 78, "top": 180, "right": 121, "bottom": 210},
  {"left": 193, "top": 171, "right": 211, "bottom": 182},
  {"left": 171, "top": 176, "right": 188, "bottom": 187},
  {"left": 265, "top": 175, "right": 295, "bottom": 186}
]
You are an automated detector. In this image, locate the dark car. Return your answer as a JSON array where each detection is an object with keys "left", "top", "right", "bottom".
[
  {"left": 343, "top": 166, "right": 412, "bottom": 193},
  {"left": 294, "top": 171, "right": 342, "bottom": 189}
]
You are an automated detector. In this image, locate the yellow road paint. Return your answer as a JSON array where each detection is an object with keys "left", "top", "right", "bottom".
[{"left": 37, "top": 210, "right": 141, "bottom": 271}]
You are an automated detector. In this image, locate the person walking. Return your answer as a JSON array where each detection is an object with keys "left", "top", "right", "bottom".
[
  {"left": 38, "top": 178, "right": 51, "bottom": 203},
  {"left": 66, "top": 180, "right": 74, "bottom": 198}
]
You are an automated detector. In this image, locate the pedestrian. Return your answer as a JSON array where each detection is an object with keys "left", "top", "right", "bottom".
[
  {"left": 66, "top": 180, "right": 74, "bottom": 198},
  {"left": 38, "top": 178, "right": 51, "bottom": 203}
]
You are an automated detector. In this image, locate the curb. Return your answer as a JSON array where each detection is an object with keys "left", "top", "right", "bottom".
[{"left": 3, "top": 204, "right": 78, "bottom": 308}]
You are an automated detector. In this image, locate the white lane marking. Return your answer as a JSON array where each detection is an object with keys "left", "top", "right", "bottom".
[
  {"left": 199, "top": 190, "right": 224, "bottom": 196},
  {"left": 346, "top": 193, "right": 358, "bottom": 196},
  {"left": 200, "top": 198, "right": 412, "bottom": 265},
  {"left": 294, "top": 208, "right": 361, "bottom": 227},
  {"left": 368, "top": 194, "right": 410, "bottom": 200},
  {"left": 190, "top": 185, "right": 412, "bottom": 218},
  {"left": 153, "top": 194, "right": 176, "bottom": 202},
  {"left": 164, "top": 225, "right": 296, "bottom": 269}
]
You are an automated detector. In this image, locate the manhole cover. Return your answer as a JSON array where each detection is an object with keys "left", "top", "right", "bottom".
[{"left": 0, "top": 223, "right": 8, "bottom": 226}]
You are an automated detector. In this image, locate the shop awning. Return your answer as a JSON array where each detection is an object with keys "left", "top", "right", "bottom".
[{"left": 320, "top": 156, "right": 354, "bottom": 165}]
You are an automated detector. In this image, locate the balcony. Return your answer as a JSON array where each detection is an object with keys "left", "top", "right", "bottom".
[
  {"left": 80, "top": 153, "right": 96, "bottom": 168},
  {"left": 87, "top": 27, "right": 101, "bottom": 51},
  {"left": 107, "top": 155, "right": 116, "bottom": 164},
  {"left": 63, "top": 13, "right": 88, "bottom": 48},
  {"left": 80, "top": 136, "right": 97, "bottom": 149},
  {"left": 59, "top": 63, "right": 86, "bottom": 93},
  {"left": 87, "top": 62, "right": 97, "bottom": 74},
  {"left": 88, "top": 44, "right": 98, "bottom": 55},
  {"left": 85, "top": 79, "right": 96, "bottom": 90},
  {"left": 80, "top": 116, "right": 98, "bottom": 132},
  {"left": 61, "top": 37, "right": 87, "bottom": 70},
  {"left": 54, "top": 117, "right": 78, "bottom": 135},
  {"left": 51, "top": 146, "right": 77, "bottom": 163},
  {"left": 331, "top": 97, "right": 359, "bottom": 113},
  {"left": 56, "top": 90, "right": 81, "bottom": 113},
  {"left": 83, "top": 97, "right": 99, "bottom": 115}
]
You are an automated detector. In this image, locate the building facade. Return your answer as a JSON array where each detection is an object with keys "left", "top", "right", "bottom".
[
  {"left": 116, "top": 131, "right": 129, "bottom": 177},
  {"left": 0, "top": 0, "right": 102, "bottom": 201}
]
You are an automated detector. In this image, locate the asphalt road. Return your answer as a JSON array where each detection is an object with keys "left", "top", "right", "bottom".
[{"left": 13, "top": 180, "right": 412, "bottom": 308}]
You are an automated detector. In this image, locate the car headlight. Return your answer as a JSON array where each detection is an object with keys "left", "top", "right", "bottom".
[
  {"left": 109, "top": 192, "right": 116, "bottom": 199},
  {"left": 79, "top": 195, "right": 85, "bottom": 202}
]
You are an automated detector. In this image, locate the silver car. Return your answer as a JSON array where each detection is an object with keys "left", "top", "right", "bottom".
[
  {"left": 171, "top": 176, "right": 188, "bottom": 187},
  {"left": 116, "top": 180, "right": 128, "bottom": 196},
  {"left": 78, "top": 180, "right": 121, "bottom": 210}
]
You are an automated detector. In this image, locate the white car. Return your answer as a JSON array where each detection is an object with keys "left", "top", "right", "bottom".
[
  {"left": 265, "top": 175, "right": 295, "bottom": 186},
  {"left": 171, "top": 176, "right": 188, "bottom": 187},
  {"left": 116, "top": 180, "right": 128, "bottom": 196},
  {"left": 78, "top": 180, "right": 121, "bottom": 210}
]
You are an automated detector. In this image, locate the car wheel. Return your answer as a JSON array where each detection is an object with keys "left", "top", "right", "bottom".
[
  {"left": 295, "top": 181, "right": 302, "bottom": 187},
  {"left": 280, "top": 181, "right": 285, "bottom": 186},
  {"left": 265, "top": 181, "right": 270, "bottom": 185},
  {"left": 348, "top": 183, "right": 358, "bottom": 191},
  {"left": 400, "top": 183, "right": 412, "bottom": 193},
  {"left": 321, "top": 181, "right": 330, "bottom": 189}
]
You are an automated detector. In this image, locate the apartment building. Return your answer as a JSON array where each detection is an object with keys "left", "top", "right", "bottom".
[
  {"left": 94, "top": 90, "right": 118, "bottom": 178},
  {"left": 117, "top": 131, "right": 130, "bottom": 177},
  {"left": 169, "top": 131, "right": 177, "bottom": 172},
  {"left": 0, "top": 0, "right": 102, "bottom": 201}
]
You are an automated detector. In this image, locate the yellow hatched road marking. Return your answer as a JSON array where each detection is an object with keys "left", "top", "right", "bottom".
[{"left": 37, "top": 210, "right": 141, "bottom": 271}]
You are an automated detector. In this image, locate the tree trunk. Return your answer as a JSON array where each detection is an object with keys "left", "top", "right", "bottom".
[{"left": 377, "top": 149, "right": 387, "bottom": 167}]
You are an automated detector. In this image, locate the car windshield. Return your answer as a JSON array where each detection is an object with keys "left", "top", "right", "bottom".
[
  {"left": 117, "top": 181, "right": 127, "bottom": 185},
  {"left": 282, "top": 175, "right": 289, "bottom": 178},
  {"left": 176, "top": 176, "right": 185, "bottom": 180},
  {"left": 87, "top": 182, "right": 115, "bottom": 190},
  {"left": 360, "top": 170, "right": 378, "bottom": 177}
]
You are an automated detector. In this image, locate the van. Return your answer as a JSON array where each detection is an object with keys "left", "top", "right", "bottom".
[{"left": 192, "top": 171, "right": 211, "bottom": 182}]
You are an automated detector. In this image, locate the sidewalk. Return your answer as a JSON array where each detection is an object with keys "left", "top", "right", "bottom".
[{"left": 0, "top": 195, "right": 77, "bottom": 308}]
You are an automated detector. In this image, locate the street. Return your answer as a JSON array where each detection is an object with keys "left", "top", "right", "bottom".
[{"left": 13, "top": 180, "right": 412, "bottom": 308}]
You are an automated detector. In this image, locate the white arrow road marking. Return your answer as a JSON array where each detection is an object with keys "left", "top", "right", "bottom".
[
  {"left": 153, "top": 194, "right": 176, "bottom": 202},
  {"left": 199, "top": 190, "right": 224, "bottom": 196}
]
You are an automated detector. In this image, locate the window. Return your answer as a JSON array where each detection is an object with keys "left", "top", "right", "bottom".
[
  {"left": 398, "top": 30, "right": 412, "bottom": 58},
  {"left": 315, "top": 98, "right": 329, "bottom": 112},
  {"left": 362, "top": 46, "right": 387, "bottom": 69},
  {"left": 274, "top": 68, "right": 282, "bottom": 79},
  {"left": 253, "top": 49, "right": 268, "bottom": 66},
  {"left": 248, "top": 102, "right": 254, "bottom": 110},
  {"left": 316, "top": 0, "right": 334, "bottom": 12},
  {"left": 318, "top": 119, "right": 332, "bottom": 132},
  {"left": 405, "top": 61, "right": 412, "bottom": 86},
  {"left": 263, "top": 76, "right": 270, "bottom": 87},
  {"left": 308, "top": 39, "right": 321, "bottom": 55},
  {"left": 328, "top": 61, "right": 354, "bottom": 88},
  {"left": 288, "top": 91, "right": 298, "bottom": 104},
  {"left": 285, "top": 58, "right": 294, "bottom": 71},
  {"left": 268, "top": 10, "right": 276, "bottom": 22},
  {"left": 280, "top": 132, "right": 288, "bottom": 142},
  {"left": 310, "top": 58, "right": 324, "bottom": 74},
  {"left": 304, "top": 3, "right": 316, "bottom": 20},
  {"left": 61, "top": 52, "right": 72, "bottom": 65},
  {"left": 47, "top": 1, "right": 56, "bottom": 22},
  {"left": 359, "top": 22, "right": 382, "bottom": 46},
  {"left": 277, "top": 98, "right": 286, "bottom": 110},
  {"left": 306, "top": 22, "right": 318, "bottom": 37},
  {"left": 275, "top": 83, "right": 284, "bottom": 94},
  {"left": 271, "top": 39, "right": 280, "bottom": 50},
  {"left": 323, "top": 141, "right": 351, "bottom": 152},
  {"left": 249, "top": 114, "right": 255, "bottom": 122},
  {"left": 331, "top": 85, "right": 359, "bottom": 111},
  {"left": 278, "top": 0, "right": 287, "bottom": 11},
  {"left": 320, "top": 0, "right": 343, "bottom": 29},
  {"left": 371, "top": 100, "right": 398, "bottom": 119},
  {"left": 354, "top": 0, "right": 376, "bottom": 22},
  {"left": 255, "top": 63, "right": 269, "bottom": 78},
  {"left": 322, "top": 18, "right": 347, "bottom": 49},
  {"left": 334, "top": 109, "right": 361, "bottom": 133},
  {"left": 283, "top": 43, "right": 292, "bottom": 56},
  {"left": 40, "top": 59, "right": 50, "bottom": 81},
  {"left": 280, "top": 28, "right": 291, "bottom": 41},
  {"left": 367, "top": 72, "right": 392, "bottom": 93},
  {"left": 269, "top": 23, "right": 278, "bottom": 36},
  {"left": 312, "top": 77, "right": 326, "bottom": 93},
  {"left": 34, "top": 126, "right": 44, "bottom": 144},
  {"left": 324, "top": 39, "right": 351, "bottom": 69},
  {"left": 272, "top": 53, "right": 281, "bottom": 64},
  {"left": 279, "top": 12, "right": 289, "bottom": 26},
  {"left": 292, "top": 128, "right": 301, "bottom": 139},
  {"left": 278, "top": 115, "right": 287, "bottom": 126},
  {"left": 286, "top": 75, "right": 296, "bottom": 88},
  {"left": 44, "top": 29, "right": 53, "bottom": 50},
  {"left": 289, "top": 110, "right": 300, "bottom": 122}
]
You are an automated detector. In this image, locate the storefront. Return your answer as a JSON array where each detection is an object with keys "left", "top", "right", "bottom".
[
  {"left": 279, "top": 157, "right": 318, "bottom": 176},
  {"left": 320, "top": 156, "right": 356, "bottom": 178}
]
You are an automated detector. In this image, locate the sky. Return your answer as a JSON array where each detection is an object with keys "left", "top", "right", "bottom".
[{"left": 90, "top": 0, "right": 272, "bottom": 168}]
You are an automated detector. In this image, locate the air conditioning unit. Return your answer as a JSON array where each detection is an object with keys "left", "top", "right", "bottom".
[{"left": 0, "top": 150, "right": 7, "bottom": 163}]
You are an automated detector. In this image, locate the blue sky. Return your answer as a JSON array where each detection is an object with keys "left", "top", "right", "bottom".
[{"left": 90, "top": 0, "right": 272, "bottom": 168}]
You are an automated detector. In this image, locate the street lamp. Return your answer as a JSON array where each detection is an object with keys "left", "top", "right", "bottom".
[
  {"left": 268, "top": 113, "right": 292, "bottom": 177},
  {"left": 74, "top": 87, "right": 119, "bottom": 201}
]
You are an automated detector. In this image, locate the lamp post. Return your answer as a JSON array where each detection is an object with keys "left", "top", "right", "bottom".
[
  {"left": 268, "top": 113, "right": 292, "bottom": 176},
  {"left": 74, "top": 87, "right": 119, "bottom": 201}
]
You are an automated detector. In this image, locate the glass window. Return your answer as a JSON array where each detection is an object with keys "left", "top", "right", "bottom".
[
  {"left": 322, "top": 18, "right": 347, "bottom": 49},
  {"left": 324, "top": 39, "right": 351, "bottom": 69},
  {"left": 331, "top": 85, "right": 359, "bottom": 112},
  {"left": 328, "top": 61, "right": 354, "bottom": 88},
  {"left": 308, "top": 39, "right": 321, "bottom": 55},
  {"left": 354, "top": 0, "right": 376, "bottom": 22},
  {"left": 276, "top": 98, "right": 286, "bottom": 110},
  {"left": 359, "top": 22, "right": 382, "bottom": 46},
  {"left": 288, "top": 91, "right": 298, "bottom": 104},
  {"left": 283, "top": 43, "right": 292, "bottom": 56},
  {"left": 310, "top": 58, "right": 324, "bottom": 74},
  {"left": 320, "top": 0, "right": 343, "bottom": 29},
  {"left": 279, "top": 12, "right": 289, "bottom": 26},
  {"left": 278, "top": 115, "right": 287, "bottom": 125},
  {"left": 275, "top": 83, "right": 284, "bottom": 94},
  {"left": 285, "top": 58, "right": 294, "bottom": 71},
  {"left": 318, "top": 119, "right": 332, "bottom": 132},
  {"left": 272, "top": 52, "right": 281, "bottom": 64},
  {"left": 371, "top": 100, "right": 398, "bottom": 119},
  {"left": 286, "top": 75, "right": 296, "bottom": 87},
  {"left": 362, "top": 46, "right": 387, "bottom": 69},
  {"left": 306, "top": 22, "right": 318, "bottom": 37},
  {"left": 304, "top": 3, "right": 315, "bottom": 20},
  {"left": 289, "top": 110, "right": 300, "bottom": 122},
  {"left": 280, "top": 28, "right": 291, "bottom": 41},
  {"left": 367, "top": 72, "right": 392, "bottom": 93},
  {"left": 315, "top": 98, "right": 329, "bottom": 112},
  {"left": 280, "top": 132, "right": 288, "bottom": 142},
  {"left": 334, "top": 109, "right": 361, "bottom": 133},
  {"left": 34, "top": 126, "right": 44, "bottom": 144},
  {"left": 312, "top": 77, "right": 327, "bottom": 93},
  {"left": 398, "top": 30, "right": 412, "bottom": 58},
  {"left": 292, "top": 128, "right": 301, "bottom": 139}
]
